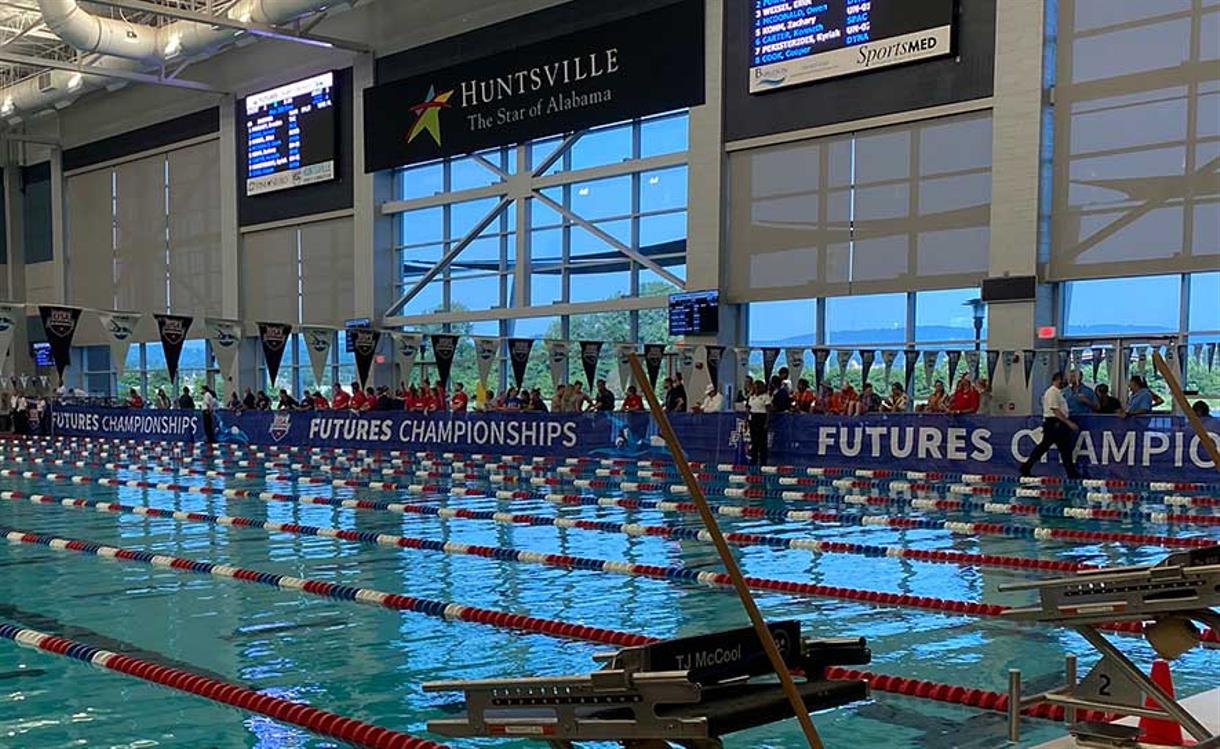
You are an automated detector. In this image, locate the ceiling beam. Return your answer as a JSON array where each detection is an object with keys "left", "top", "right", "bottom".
[
  {"left": 86, "top": 0, "right": 370, "bottom": 54},
  {"left": 0, "top": 51, "right": 225, "bottom": 93}
]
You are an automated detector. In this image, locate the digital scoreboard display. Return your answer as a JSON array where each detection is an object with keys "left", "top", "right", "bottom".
[
  {"left": 31, "top": 342, "right": 53, "bottom": 368},
  {"left": 245, "top": 72, "right": 336, "bottom": 196},
  {"left": 750, "top": 1, "right": 955, "bottom": 93},
  {"left": 669, "top": 290, "right": 720, "bottom": 337}
]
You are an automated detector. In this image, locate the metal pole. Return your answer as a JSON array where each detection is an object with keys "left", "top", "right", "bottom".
[
  {"left": 625, "top": 353, "right": 825, "bottom": 749},
  {"left": 1153, "top": 351, "right": 1220, "bottom": 473},
  {"left": 1008, "top": 668, "right": 1022, "bottom": 743},
  {"left": 1064, "top": 654, "right": 1077, "bottom": 727}
]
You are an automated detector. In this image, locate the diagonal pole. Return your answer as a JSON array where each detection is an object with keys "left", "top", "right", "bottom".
[
  {"left": 626, "top": 353, "right": 825, "bottom": 749},
  {"left": 1152, "top": 351, "right": 1220, "bottom": 474}
]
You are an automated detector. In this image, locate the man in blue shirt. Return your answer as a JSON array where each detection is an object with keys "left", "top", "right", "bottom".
[
  {"left": 1125, "top": 375, "right": 1163, "bottom": 416},
  {"left": 1065, "top": 370, "right": 1098, "bottom": 416}
]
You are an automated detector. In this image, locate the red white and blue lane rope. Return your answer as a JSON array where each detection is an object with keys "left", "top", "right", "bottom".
[
  {"left": 0, "top": 526, "right": 647, "bottom": 649},
  {"left": 6, "top": 489, "right": 1215, "bottom": 645},
  {"left": 0, "top": 623, "right": 443, "bottom": 749}
]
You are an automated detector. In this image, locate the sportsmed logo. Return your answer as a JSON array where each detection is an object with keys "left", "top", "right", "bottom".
[
  {"left": 408, "top": 85, "right": 454, "bottom": 146},
  {"left": 857, "top": 35, "right": 941, "bottom": 68},
  {"left": 269, "top": 413, "right": 292, "bottom": 442}
]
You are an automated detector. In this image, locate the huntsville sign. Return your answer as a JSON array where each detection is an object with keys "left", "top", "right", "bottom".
[{"left": 363, "top": 0, "right": 703, "bottom": 172}]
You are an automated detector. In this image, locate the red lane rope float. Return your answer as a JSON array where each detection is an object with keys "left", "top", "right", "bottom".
[
  {"left": 0, "top": 525, "right": 647, "bottom": 649},
  {"left": 0, "top": 622, "right": 443, "bottom": 749},
  {"left": 8, "top": 488, "right": 1214, "bottom": 646}
]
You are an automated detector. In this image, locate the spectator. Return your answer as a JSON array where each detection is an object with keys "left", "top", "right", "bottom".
[
  {"left": 976, "top": 377, "right": 994, "bottom": 416},
  {"left": 178, "top": 387, "right": 196, "bottom": 410},
  {"left": 1020, "top": 371, "right": 1080, "bottom": 480},
  {"left": 746, "top": 380, "right": 771, "bottom": 466},
  {"left": 277, "top": 389, "right": 298, "bottom": 410},
  {"left": 328, "top": 384, "right": 347, "bottom": 410},
  {"left": 854, "top": 382, "right": 882, "bottom": 415},
  {"left": 551, "top": 384, "right": 568, "bottom": 413},
  {"left": 504, "top": 387, "right": 523, "bottom": 411},
  {"left": 1094, "top": 384, "right": 1122, "bottom": 414},
  {"left": 881, "top": 383, "right": 908, "bottom": 413},
  {"left": 396, "top": 381, "right": 408, "bottom": 401},
  {"left": 375, "top": 387, "right": 395, "bottom": 411},
  {"left": 830, "top": 382, "right": 858, "bottom": 415},
  {"left": 363, "top": 386, "right": 378, "bottom": 411},
  {"left": 242, "top": 387, "right": 257, "bottom": 410},
  {"left": 155, "top": 387, "right": 172, "bottom": 410},
  {"left": 312, "top": 391, "right": 329, "bottom": 409},
  {"left": 128, "top": 388, "right": 144, "bottom": 409},
  {"left": 1124, "top": 376, "right": 1163, "bottom": 416},
  {"left": 1192, "top": 400, "right": 1211, "bottom": 418},
  {"left": 1066, "top": 370, "right": 1098, "bottom": 416},
  {"left": 693, "top": 383, "right": 724, "bottom": 414},
  {"left": 735, "top": 376, "right": 754, "bottom": 412},
  {"left": 669, "top": 373, "right": 688, "bottom": 413},
  {"left": 565, "top": 381, "right": 592, "bottom": 413},
  {"left": 225, "top": 390, "right": 241, "bottom": 411},
  {"left": 792, "top": 379, "right": 814, "bottom": 413},
  {"left": 432, "top": 383, "right": 447, "bottom": 412},
  {"left": 621, "top": 385, "right": 644, "bottom": 412},
  {"left": 451, "top": 383, "right": 469, "bottom": 413},
  {"left": 255, "top": 390, "right": 271, "bottom": 410},
  {"left": 526, "top": 388, "right": 548, "bottom": 413},
  {"left": 922, "top": 380, "right": 948, "bottom": 413},
  {"left": 777, "top": 366, "right": 790, "bottom": 388},
  {"left": 812, "top": 382, "right": 834, "bottom": 414},
  {"left": 595, "top": 379, "right": 615, "bottom": 412},
  {"left": 200, "top": 386, "right": 218, "bottom": 444},
  {"left": 770, "top": 375, "right": 792, "bottom": 413},
  {"left": 948, "top": 375, "right": 980, "bottom": 415},
  {"left": 351, "top": 383, "right": 368, "bottom": 411}
]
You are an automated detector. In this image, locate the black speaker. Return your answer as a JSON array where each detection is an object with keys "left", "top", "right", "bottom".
[{"left": 981, "top": 276, "right": 1037, "bottom": 303}]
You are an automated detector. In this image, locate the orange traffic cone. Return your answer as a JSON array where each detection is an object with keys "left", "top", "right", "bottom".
[{"left": 1138, "top": 659, "right": 1195, "bottom": 746}]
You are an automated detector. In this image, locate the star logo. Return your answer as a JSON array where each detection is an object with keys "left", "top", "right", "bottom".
[{"left": 408, "top": 85, "right": 454, "bottom": 147}]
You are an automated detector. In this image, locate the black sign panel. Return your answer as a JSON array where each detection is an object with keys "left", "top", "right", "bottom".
[
  {"left": 508, "top": 338, "right": 534, "bottom": 389},
  {"left": 363, "top": 0, "right": 704, "bottom": 172},
  {"left": 258, "top": 322, "right": 293, "bottom": 386},
  {"left": 38, "top": 306, "right": 81, "bottom": 384},
  {"left": 154, "top": 314, "right": 193, "bottom": 386}
]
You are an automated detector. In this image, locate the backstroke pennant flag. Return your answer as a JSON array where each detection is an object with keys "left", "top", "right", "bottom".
[
  {"left": 1001, "top": 351, "right": 1016, "bottom": 383},
  {"left": 0, "top": 302, "right": 23, "bottom": 375},
  {"left": 38, "top": 305, "right": 82, "bottom": 384},
  {"left": 205, "top": 319, "right": 243, "bottom": 398},
  {"left": 947, "top": 350, "right": 962, "bottom": 384},
  {"left": 351, "top": 328, "right": 382, "bottom": 389},
  {"left": 813, "top": 348, "right": 830, "bottom": 388},
  {"left": 677, "top": 345, "right": 695, "bottom": 385},
  {"left": 390, "top": 332, "right": 421, "bottom": 385},
  {"left": 1023, "top": 350, "right": 1037, "bottom": 388},
  {"left": 785, "top": 347, "right": 805, "bottom": 386},
  {"left": 836, "top": 349, "right": 853, "bottom": 386},
  {"left": 859, "top": 349, "right": 876, "bottom": 385},
  {"left": 580, "top": 340, "right": 603, "bottom": 390},
  {"left": 301, "top": 327, "right": 335, "bottom": 386},
  {"left": 643, "top": 343, "right": 665, "bottom": 388},
  {"left": 1193, "top": 343, "right": 1204, "bottom": 371},
  {"left": 615, "top": 343, "right": 636, "bottom": 391},
  {"left": 257, "top": 322, "right": 292, "bottom": 387},
  {"left": 96, "top": 311, "right": 141, "bottom": 382},
  {"left": 544, "top": 339, "right": 569, "bottom": 389},
  {"left": 154, "top": 313, "right": 194, "bottom": 387},
  {"left": 705, "top": 345, "right": 725, "bottom": 388},
  {"left": 508, "top": 338, "right": 534, "bottom": 389},
  {"left": 922, "top": 350, "right": 939, "bottom": 387},
  {"left": 964, "top": 350, "right": 980, "bottom": 380},
  {"left": 880, "top": 349, "right": 897, "bottom": 385},
  {"left": 903, "top": 347, "right": 918, "bottom": 394},
  {"left": 734, "top": 347, "right": 752, "bottom": 390},
  {"left": 473, "top": 337, "right": 499, "bottom": 392},
  {"left": 986, "top": 350, "right": 1000, "bottom": 383},
  {"left": 1208, "top": 342, "right": 1217, "bottom": 371},
  {"left": 761, "top": 347, "right": 780, "bottom": 381},
  {"left": 1037, "top": 350, "right": 1053, "bottom": 383},
  {"left": 431, "top": 334, "right": 459, "bottom": 389},
  {"left": 1092, "top": 346, "right": 1105, "bottom": 382}
]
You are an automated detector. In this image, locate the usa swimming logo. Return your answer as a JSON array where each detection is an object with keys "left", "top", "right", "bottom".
[{"left": 269, "top": 413, "right": 292, "bottom": 442}]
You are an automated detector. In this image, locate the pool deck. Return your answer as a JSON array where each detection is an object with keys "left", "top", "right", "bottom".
[{"left": 1033, "top": 687, "right": 1220, "bottom": 748}]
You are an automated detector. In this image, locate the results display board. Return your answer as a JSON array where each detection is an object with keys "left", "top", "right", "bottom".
[
  {"left": 750, "top": 0, "right": 956, "bottom": 92},
  {"left": 245, "top": 72, "right": 337, "bottom": 196},
  {"left": 669, "top": 290, "right": 720, "bottom": 336}
]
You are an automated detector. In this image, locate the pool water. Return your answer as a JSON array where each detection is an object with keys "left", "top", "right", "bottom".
[{"left": 0, "top": 441, "right": 1216, "bottom": 748}]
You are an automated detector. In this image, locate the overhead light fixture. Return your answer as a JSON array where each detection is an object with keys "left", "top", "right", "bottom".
[
  {"left": 1, "top": 96, "right": 14, "bottom": 116},
  {"left": 67, "top": 73, "right": 83, "bottom": 91},
  {"left": 164, "top": 33, "right": 182, "bottom": 59}
]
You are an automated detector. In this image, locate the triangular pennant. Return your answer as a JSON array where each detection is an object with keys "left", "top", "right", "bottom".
[
  {"left": 734, "top": 347, "right": 753, "bottom": 396},
  {"left": 206, "top": 319, "right": 243, "bottom": 399},
  {"left": 39, "top": 306, "right": 82, "bottom": 385},
  {"left": 257, "top": 322, "right": 292, "bottom": 387},
  {"left": 903, "top": 348, "right": 918, "bottom": 395},
  {"left": 677, "top": 345, "right": 696, "bottom": 386},
  {"left": 761, "top": 348, "right": 780, "bottom": 381},
  {"left": 473, "top": 337, "right": 499, "bottom": 392},
  {"left": 859, "top": 350, "right": 876, "bottom": 385},
  {"left": 1001, "top": 351, "right": 1015, "bottom": 382},
  {"left": 96, "top": 311, "right": 141, "bottom": 384},
  {"left": 544, "top": 339, "right": 569, "bottom": 389},
  {"left": 643, "top": 343, "right": 666, "bottom": 388},
  {"left": 508, "top": 338, "right": 534, "bottom": 389},
  {"left": 964, "top": 350, "right": 980, "bottom": 381},
  {"left": 1193, "top": 343, "right": 1204, "bottom": 370},
  {"left": 922, "top": 350, "right": 939, "bottom": 388},
  {"left": 880, "top": 349, "right": 897, "bottom": 385},
  {"left": 299, "top": 327, "right": 333, "bottom": 388},
  {"left": 616, "top": 344, "right": 636, "bottom": 392},
  {"left": 1136, "top": 346, "right": 1149, "bottom": 376},
  {"left": 986, "top": 350, "right": 1000, "bottom": 383},
  {"left": 390, "top": 332, "right": 421, "bottom": 385},
  {"left": 1070, "top": 348, "right": 1083, "bottom": 374},
  {"left": 580, "top": 341, "right": 603, "bottom": 390},
  {"left": 1106, "top": 347, "right": 1117, "bottom": 380},
  {"left": 1091, "top": 347, "right": 1105, "bottom": 382},
  {"left": 1022, "top": 350, "right": 1036, "bottom": 388},
  {"left": 705, "top": 345, "right": 725, "bottom": 388},
  {"left": 813, "top": 348, "right": 830, "bottom": 388},
  {"left": 350, "top": 328, "right": 381, "bottom": 390},
  {"left": 836, "top": 349, "right": 852, "bottom": 386},
  {"left": 431, "top": 334, "right": 459, "bottom": 389},
  {"left": 155, "top": 314, "right": 194, "bottom": 387},
  {"left": 1058, "top": 349, "right": 1072, "bottom": 375},
  {"left": 947, "top": 350, "right": 962, "bottom": 384},
  {"left": 785, "top": 347, "right": 805, "bottom": 386},
  {"left": 1208, "top": 342, "right": 1217, "bottom": 372},
  {"left": 0, "top": 303, "right": 20, "bottom": 378}
]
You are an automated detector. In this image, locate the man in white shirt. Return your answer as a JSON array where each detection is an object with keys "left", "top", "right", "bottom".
[
  {"left": 746, "top": 381, "right": 772, "bottom": 465},
  {"left": 201, "top": 386, "right": 219, "bottom": 444},
  {"left": 693, "top": 383, "right": 724, "bottom": 414},
  {"left": 1019, "top": 371, "right": 1080, "bottom": 479}
]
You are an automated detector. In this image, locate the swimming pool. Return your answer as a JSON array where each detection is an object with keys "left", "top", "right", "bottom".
[{"left": 0, "top": 437, "right": 1216, "bottom": 748}]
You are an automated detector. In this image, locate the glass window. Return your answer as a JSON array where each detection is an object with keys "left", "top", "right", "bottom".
[
  {"left": 750, "top": 299, "right": 816, "bottom": 346},
  {"left": 1189, "top": 272, "right": 1219, "bottom": 331},
  {"left": 1063, "top": 275, "right": 1181, "bottom": 336},
  {"left": 451, "top": 273, "right": 504, "bottom": 312},
  {"left": 401, "top": 207, "right": 444, "bottom": 246},
  {"left": 639, "top": 166, "right": 688, "bottom": 213},
  {"left": 570, "top": 123, "right": 632, "bottom": 170},
  {"left": 641, "top": 112, "right": 689, "bottom": 158},
  {"left": 570, "top": 220, "right": 630, "bottom": 258},
  {"left": 530, "top": 267, "right": 564, "bottom": 306},
  {"left": 826, "top": 293, "right": 907, "bottom": 345},
  {"left": 451, "top": 154, "right": 502, "bottom": 191},
  {"left": 915, "top": 288, "right": 987, "bottom": 342},
  {"left": 451, "top": 198, "right": 504, "bottom": 237},
  {"left": 571, "top": 176, "right": 632, "bottom": 220},
  {"left": 399, "top": 162, "right": 444, "bottom": 200},
  {"left": 568, "top": 264, "right": 630, "bottom": 303},
  {"left": 640, "top": 211, "right": 686, "bottom": 247}
]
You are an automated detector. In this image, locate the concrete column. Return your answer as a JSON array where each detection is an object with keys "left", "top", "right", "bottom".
[
  {"left": 218, "top": 95, "right": 241, "bottom": 319},
  {"left": 2, "top": 147, "right": 31, "bottom": 376},
  {"left": 986, "top": 0, "right": 1051, "bottom": 414},
  {"left": 352, "top": 55, "right": 396, "bottom": 322},
  {"left": 48, "top": 147, "right": 66, "bottom": 304}
]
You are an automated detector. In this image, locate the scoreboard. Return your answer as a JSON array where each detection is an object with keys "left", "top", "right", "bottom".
[
  {"left": 750, "top": 0, "right": 956, "bottom": 92},
  {"left": 669, "top": 290, "right": 720, "bottom": 337},
  {"left": 245, "top": 72, "right": 337, "bottom": 196}
]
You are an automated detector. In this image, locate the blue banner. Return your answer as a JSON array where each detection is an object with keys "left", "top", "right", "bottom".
[{"left": 46, "top": 405, "right": 1220, "bottom": 483}]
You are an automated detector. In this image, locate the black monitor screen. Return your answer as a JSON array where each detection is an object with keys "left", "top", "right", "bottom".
[
  {"left": 669, "top": 290, "right": 720, "bottom": 336},
  {"left": 245, "top": 71, "right": 337, "bottom": 196},
  {"left": 750, "top": 0, "right": 956, "bottom": 92}
]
